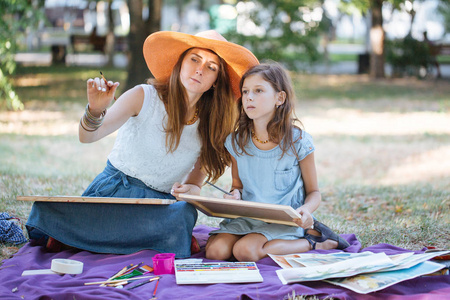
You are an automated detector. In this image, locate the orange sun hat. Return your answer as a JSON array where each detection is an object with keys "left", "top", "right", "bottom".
[{"left": 143, "top": 30, "right": 259, "bottom": 99}]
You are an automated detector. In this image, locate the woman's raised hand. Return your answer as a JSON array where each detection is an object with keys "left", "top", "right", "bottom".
[{"left": 86, "top": 77, "right": 120, "bottom": 115}]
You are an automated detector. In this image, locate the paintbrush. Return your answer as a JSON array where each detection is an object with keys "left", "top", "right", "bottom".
[
  {"left": 117, "top": 262, "right": 142, "bottom": 276},
  {"left": 126, "top": 276, "right": 160, "bottom": 290},
  {"left": 100, "top": 264, "right": 133, "bottom": 287},
  {"left": 84, "top": 275, "right": 157, "bottom": 286},
  {"left": 151, "top": 277, "right": 160, "bottom": 299},
  {"left": 109, "top": 280, "right": 129, "bottom": 287},
  {"left": 114, "top": 264, "right": 153, "bottom": 280},
  {"left": 99, "top": 71, "right": 117, "bottom": 100},
  {"left": 100, "top": 264, "right": 133, "bottom": 286},
  {"left": 204, "top": 180, "right": 232, "bottom": 195}
]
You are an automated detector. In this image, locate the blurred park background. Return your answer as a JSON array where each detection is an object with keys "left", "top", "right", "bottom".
[{"left": 0, "top": 0, "right": 449, "bottom": 259}]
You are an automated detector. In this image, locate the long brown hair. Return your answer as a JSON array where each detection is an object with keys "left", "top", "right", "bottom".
[
  {"left": 150, "top": 48, "right": 237, "bottom": 182},
  {"left": 231, "top": 63, "right": 302, "bottom": 158}
]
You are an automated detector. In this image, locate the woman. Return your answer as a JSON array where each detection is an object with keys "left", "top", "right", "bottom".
[{"left": 26, "top": 30, "right": 259, "bottom": 258}]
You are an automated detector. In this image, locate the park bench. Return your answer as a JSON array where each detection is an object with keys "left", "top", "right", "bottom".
[
  {"left": 427, "top": 41, "right": 450, "bottom": 78},
  {"left": 47, "top": 30, "right": 128, "bottom": 64},
  {"left": 429, "top": 43, "right": 450, "bottom": 56},
  {"left": 70, "top": 34, "right": 128, "bottom": 54}
]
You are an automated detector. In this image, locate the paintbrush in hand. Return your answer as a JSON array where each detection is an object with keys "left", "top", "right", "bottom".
[
  {"left": 204, "top": 180, "right": 232, "bottom": 195},
  {"left": 100, "top": 71, "right": 117, "bottom": 100}
]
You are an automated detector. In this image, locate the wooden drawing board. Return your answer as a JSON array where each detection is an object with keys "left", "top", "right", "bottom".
[
  {"left": 16, "top": 195, "right": 176, "bottom": 205},
  {"left": 178, "top": 194, "right": 301, "bottom": 227}
]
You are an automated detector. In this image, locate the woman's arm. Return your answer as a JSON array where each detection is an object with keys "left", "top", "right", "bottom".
[
  {"left": 294, "top": 152, "right": 321, "bottom": 228},
  {"left": 79, "top": 79, "right": 144, "bottom": 143},
  {"left": 171, "top": 158, "right": 205, "bottom": 197}
]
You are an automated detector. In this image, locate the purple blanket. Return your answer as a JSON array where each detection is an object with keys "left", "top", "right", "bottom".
[{"left": 0, "top": 225, "right": 448, "bottom": 299}]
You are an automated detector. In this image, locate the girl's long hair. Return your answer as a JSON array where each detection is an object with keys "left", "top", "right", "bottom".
[
  {"left": 232, "top": 63, "right": 301, "bottom": 158},
  {"left": 150, "top": 48, "right": 237, "bottom": 182}
]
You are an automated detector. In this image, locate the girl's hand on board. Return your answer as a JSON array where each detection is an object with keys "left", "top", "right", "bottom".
[
  {"left": 224, "top": 189, "right": 241, "bottom": 200},
  {"left": 293, "top": 206, "right": 314, "bottom": 229},
  {"left": 86, "top": 77, "right": 120, "bottom": 114},
  {"left": 171, "top": 182, "right": 201, "bottom": 198}
]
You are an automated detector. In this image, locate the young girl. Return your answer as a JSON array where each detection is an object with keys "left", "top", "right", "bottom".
[
  {"left": 205, "top": 63, "right": 349, "bottom": 262},
  {"left": 26, "top": 30, "right": 258, "bottom": 258}
]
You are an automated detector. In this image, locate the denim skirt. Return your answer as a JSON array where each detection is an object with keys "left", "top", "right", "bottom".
[{"left": 26, "top": 161, "right": 198, "bottom": 258}]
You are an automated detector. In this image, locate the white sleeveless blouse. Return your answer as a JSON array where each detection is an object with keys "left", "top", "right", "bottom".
[{"left": 108, "top": 84, "right": 201, "bottom": 193}]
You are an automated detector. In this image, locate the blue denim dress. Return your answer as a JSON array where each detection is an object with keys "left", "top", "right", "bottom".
[
  {"left": 26, "top": 161, "right": 198, "bottom": 258},
  {"left": 210, "top": 129, "right": 314, "bottom": 241}
]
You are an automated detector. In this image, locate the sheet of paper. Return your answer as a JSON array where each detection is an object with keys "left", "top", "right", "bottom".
[
  {"left": 380, "top": 251, "right": 450, "bottom": 272},
  {"left": 326, "top": 261, "right": 445, "bottom": 294},
  {"left": 276, "top": 252, "right": 395, "bottom": 284},
  {"left": 269, "top": 252, "right": 376, "bottom": 269}
]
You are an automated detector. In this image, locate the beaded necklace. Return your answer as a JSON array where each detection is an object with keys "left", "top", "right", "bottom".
[
  {"left": 186, "top": 107, "right": 199, "bottom": 125},
  {"left": 251, "top": 129, "right": 270, "bottom": 144}
]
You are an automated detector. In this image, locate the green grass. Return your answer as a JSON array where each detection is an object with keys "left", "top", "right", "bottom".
[
  {"left": 1, "top": 66, "right": 449, "bottom": 265},
  {"left": 292, "top": 73, "right": 450, "bottom": 105},
  {"left": 331, "top": 39, "right": 365, "bottom": 45},
  {"left": 437, "top": 55, "right": 450, "bottom": 64},
  {"left": 328, "top": 53, "right": 358, "bottom": 62},
  {"left": 13, "top": 65, "right": 127, "bottom": 105},
  {"left": 318, "top": 184, "right": 449, "bottom": 249}
]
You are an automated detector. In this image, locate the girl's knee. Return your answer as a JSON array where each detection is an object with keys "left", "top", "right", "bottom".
[
  {"left": 205, "top": 242, "right": 232, "bottom": 260},
  {"left": 232, "top": 242, "right": 262, "bottom": 262},
  {"left": 233, "top": 248, "right": 260, "bottom": 262}
]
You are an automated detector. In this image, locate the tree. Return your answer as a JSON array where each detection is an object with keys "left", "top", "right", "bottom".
[
  {"left": 105, "top": 0, "right": 116, "bottom": 67},
  {"left": 370, "top": 0, "right": 385, "bottom": 78},
  {"left": 125, "top": 0, "right": 162, "bottom": 91},
  {"left": 226, "top": 0, "right": 325, "bottom": 70},
  {"left": 0, "top": 0, "right": 45, "bottom": 111},
  {"left": 86, "top": 0, "right": 118, "bottom": 67},
  {"left": 437, "top": 1, "right": 450, "bottom": 34},
  {"left": 343, "top": 0, "right": 429, "bottom": 79}
]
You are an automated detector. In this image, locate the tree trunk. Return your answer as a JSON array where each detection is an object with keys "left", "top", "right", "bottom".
[
  {"left": 370, "top": 0, "right": 385, "bottom": 78},
  {"left": 408, "top": 8, "right": 416, "bottom": 37},
  {"left": 125, "top": 0, "right": 162, "bottom": 91},
  {"left": 150, "top": 0, "right": 162, "bottom": 33},
  {"left": 175, "top": 0, "right": 184, "bottom": 30},
  {"left": 105, "top": 0, "right": 115, "bottom": 67}
]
